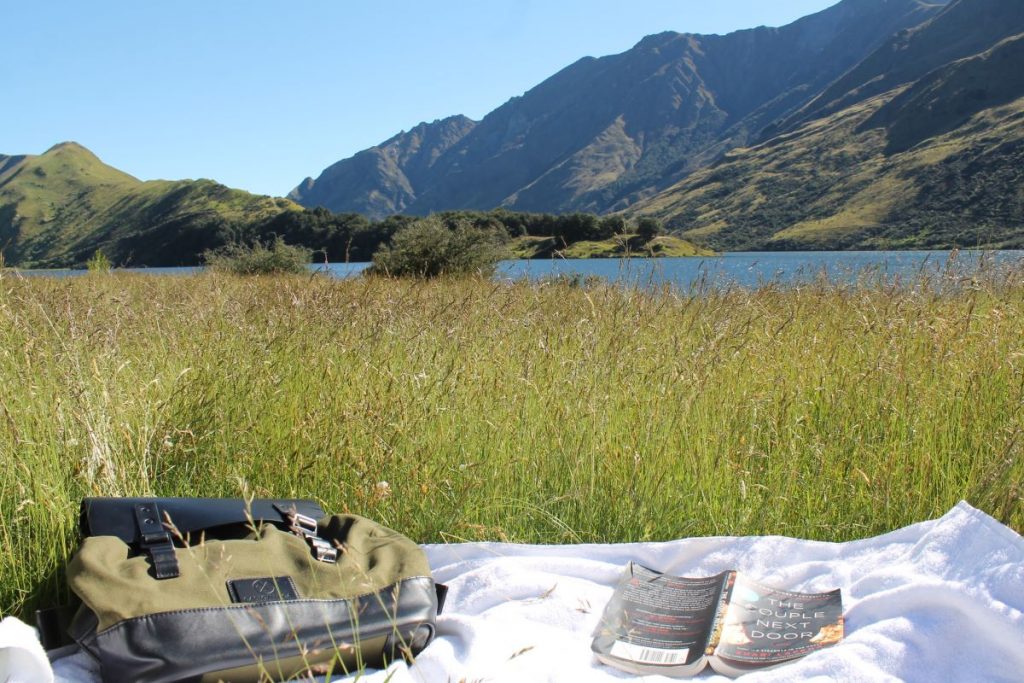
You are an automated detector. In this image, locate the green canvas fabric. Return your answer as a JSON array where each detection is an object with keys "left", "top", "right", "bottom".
[{"left": 68, "top": 514, "right": 431, "bottom": 632}]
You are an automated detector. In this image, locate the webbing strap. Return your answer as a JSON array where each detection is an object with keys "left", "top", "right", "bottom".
[{"left": 134, "top": 502, "right": 179, "bottom": 579}]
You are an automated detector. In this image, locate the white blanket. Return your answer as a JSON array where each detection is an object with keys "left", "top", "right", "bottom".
[{"left": 1, "top": 501, "right": 1019, "bottom": 682}]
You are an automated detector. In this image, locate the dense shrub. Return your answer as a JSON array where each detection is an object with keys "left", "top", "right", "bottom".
[
  {"left": 203, "top": 237, "right": 311, "bottom": 275},
  {"left": 86, "top": 249, "right": 112, "bottom": 273},
  {"left": 368, "top": 217, "right": 509, "bottom": 278}
]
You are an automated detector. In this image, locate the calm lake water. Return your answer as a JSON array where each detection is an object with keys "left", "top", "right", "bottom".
[
  {"left": 17, "top": 250, "right": 1024, "bottom": 290},
  {"left": 504, "top": 250, "right": 1024, "bottom": 289},
  {"left": 327, "top": 250, "right": 1024, "bottom": 290}
]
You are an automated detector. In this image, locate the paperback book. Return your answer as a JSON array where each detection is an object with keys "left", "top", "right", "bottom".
[{"left": 591, "top": 563, "right": 844, "bottom": 677}]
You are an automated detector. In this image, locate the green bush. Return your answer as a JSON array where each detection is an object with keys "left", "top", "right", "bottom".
[
  {"left": 86, "top": 250, "right": 112, "bottom": 273},
  {"left": 368, "top": 216, "right": 509, "bottom": 278},
  {"left": 203, "top": 237, "right": 311, "bottom": 275}
]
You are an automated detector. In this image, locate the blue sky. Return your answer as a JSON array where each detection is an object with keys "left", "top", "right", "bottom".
[{"left": 4, "top": 1, "right": 839, "bottom": 197}]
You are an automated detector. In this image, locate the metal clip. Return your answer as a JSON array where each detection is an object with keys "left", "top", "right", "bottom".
[
  {"left": 309, "top": 537, "right": 339, "bottom": 563},
  {"left": 291, "top": 513, "right": 319, "bottom": 536},
  {"left": 277, "top": 507, "right": 338, "bottom": 563}
]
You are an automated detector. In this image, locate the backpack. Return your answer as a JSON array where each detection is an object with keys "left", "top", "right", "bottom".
[{"left": 45, "top": 497, "right": 442, "bottom": 682}]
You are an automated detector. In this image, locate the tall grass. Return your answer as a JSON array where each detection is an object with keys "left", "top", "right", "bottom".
[{"left": 1, "top": 263, "right": 1022, "bottom": 618}]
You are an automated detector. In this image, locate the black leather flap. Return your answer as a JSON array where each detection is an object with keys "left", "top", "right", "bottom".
[{"left": 79, "top": 498, "right": 325, "bottom": 544}]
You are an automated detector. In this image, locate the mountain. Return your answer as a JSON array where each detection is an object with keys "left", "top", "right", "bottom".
[
  {"left": 14, "top": 0, "right": 1022, "bottom": 260},
  {"left": 0, "top": 142, "right": 297, "bottom": 267},
  {"left": 631, "top": 0, "right": 1024, "bottom": 250},
  {"left": 289, "top": 114, "right": 476, "bottom": 217},
  {"left": 292, "top": 0, "right": 947, "bottom": 219}
]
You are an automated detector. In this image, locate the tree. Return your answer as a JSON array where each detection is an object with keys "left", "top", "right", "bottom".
[
  {"left": 636, "top": 216, "right": 665, "bottom": 243},
  {"left": 599, "top": 215, "right": 628, "bottom": 238},
  {"left": 368, "top": 216, "right": 509, "bottom": 278}
]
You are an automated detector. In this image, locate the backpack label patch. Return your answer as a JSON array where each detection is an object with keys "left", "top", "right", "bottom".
[{"left": 227, "top": 576, "right": 300, "bottom": 603}]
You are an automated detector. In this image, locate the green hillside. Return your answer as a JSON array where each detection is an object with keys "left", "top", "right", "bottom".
[
  {"left": 1, "top": 144, "right": 705, "bottom": 268},
  {"left": 634, "top": 93, "right": 1024, "bottom": 251},
  {"left": 0, "top": 143, "right": 298, "bottom": 267}
]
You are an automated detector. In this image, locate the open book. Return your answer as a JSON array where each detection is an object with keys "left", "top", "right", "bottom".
[{"left": 591, "top": 563, "right": 844, "bottom": 677}]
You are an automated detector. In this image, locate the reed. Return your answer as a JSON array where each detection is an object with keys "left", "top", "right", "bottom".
[{"left": 1, "top": 263, "right": 1022, "bottom": 617}]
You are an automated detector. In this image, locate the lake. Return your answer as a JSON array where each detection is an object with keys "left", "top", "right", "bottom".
[
  {"left": 16, "top": 250, "right": 1024, "bottom": 290},
  {"left": 327, "top": 250, "right": 1024, "bottom": 290}
]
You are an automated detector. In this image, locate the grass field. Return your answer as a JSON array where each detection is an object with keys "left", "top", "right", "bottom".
[{"left": 1, "top": 264, "right": 1022, "bottom": 618}]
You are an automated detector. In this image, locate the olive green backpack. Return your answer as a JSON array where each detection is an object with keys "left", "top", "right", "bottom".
[{"left": 47, "top": 498, "right": 442, "bottom": 683}]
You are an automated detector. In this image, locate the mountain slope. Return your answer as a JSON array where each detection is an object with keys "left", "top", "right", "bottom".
[
  {"left": 632, "top": 22, "right": 1024, "bottom": 251},
  {"left": 292, "top": 0, "right": 945, "bottom": 219},
  {"left": 784, "top": 0, "right": 1024, "bottom": 129},
  {"left": 0, "top": 143, "right": 297, "bottom": 267}
]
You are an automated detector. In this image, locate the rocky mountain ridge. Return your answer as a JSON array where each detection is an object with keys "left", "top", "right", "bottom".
[{"left": 292, "top": 0, "right": 948, "bottom": 219}]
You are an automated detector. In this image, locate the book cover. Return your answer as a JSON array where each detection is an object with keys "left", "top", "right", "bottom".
[
  {"left": 592, "top": 563, "right": 844, "bottom": 678},
  {"left": 591, "top": 564, "right": 732, "bottom": 676},
  {"left": 711, "top": 575, "right": 844, "bottom": 673}
]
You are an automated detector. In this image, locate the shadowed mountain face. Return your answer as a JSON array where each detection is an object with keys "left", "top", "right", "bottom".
[
  {"left": 784, "top": 0, "right": 1024, "bottom": 129},
  {"left": 865, "top": 31, "right": 1024, "bottom": 153},
  {"left": 288, "top": 114, "right": 476, "bottom": 217},
  {"left": 292, "top": 0, "right": 946, "bottom": 219},
  {"left": 631, "top": 0, "right": 1024, "bottom": 251}
]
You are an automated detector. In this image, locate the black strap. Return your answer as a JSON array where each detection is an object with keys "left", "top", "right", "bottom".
[
  {"left": 435, "top": 583, "right": 448, "bottom": 614},
  {"left": 81, "top": 498, "right": 325, "bottom": 543},
  {"left": 35, "top": 605, "right": 77, "bottom": 650},
  {"left": 134, "top": 502, "right": 179, "bottom": 579}
]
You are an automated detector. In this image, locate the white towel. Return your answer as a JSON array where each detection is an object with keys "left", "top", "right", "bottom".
[
  {"left": 0, "top": 616, "right": 54, "bottom": 683},
  {"left": 29, "top": 501, "right": 1024, "bottom": 682}
]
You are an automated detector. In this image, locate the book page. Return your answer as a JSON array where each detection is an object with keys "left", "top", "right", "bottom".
[
  {"left": 592, "top": 563, "right": 732, "bottom": 669},
  {"left": 713, "top": 575, "right": 844, "bottom": 665}
]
